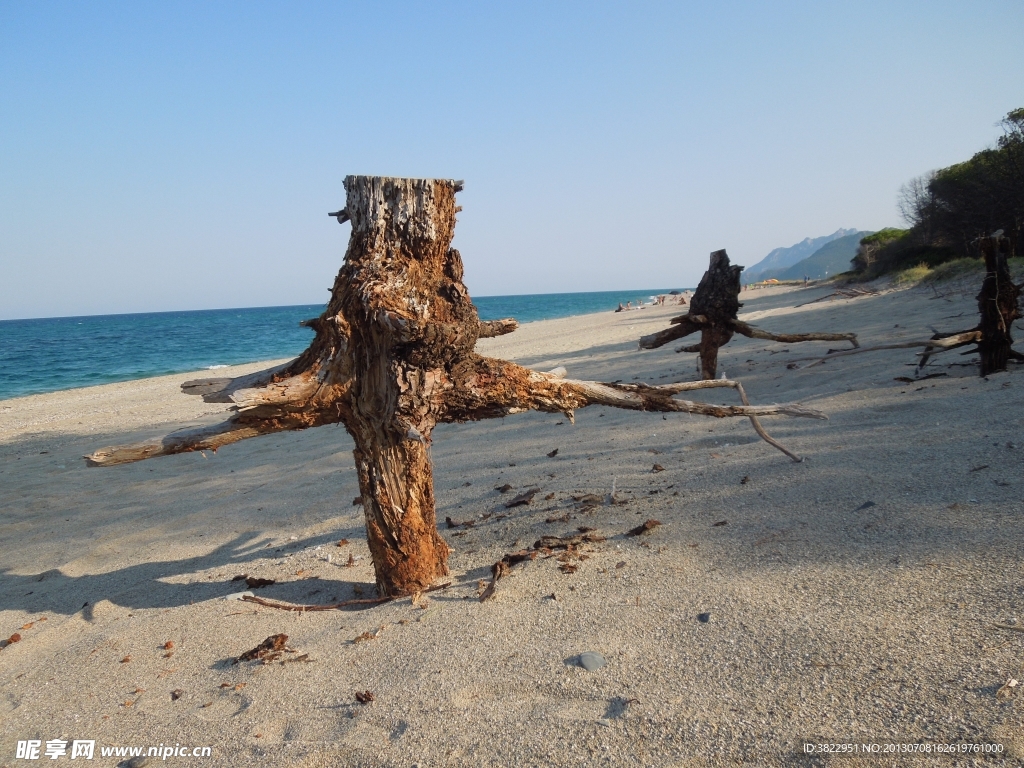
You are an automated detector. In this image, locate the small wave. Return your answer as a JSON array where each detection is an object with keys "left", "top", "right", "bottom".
[{"left": 206, "top": 364, "right": 229, "bottom": 369}]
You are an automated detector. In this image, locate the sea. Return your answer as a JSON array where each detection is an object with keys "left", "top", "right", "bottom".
[{"left": 0, "top": 289, "right": 679, "bottom": 401}]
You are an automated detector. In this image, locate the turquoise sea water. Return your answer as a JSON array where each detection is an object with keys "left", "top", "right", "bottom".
[{"left": 0, "top": 289, "right": 677, "bottom": 400}]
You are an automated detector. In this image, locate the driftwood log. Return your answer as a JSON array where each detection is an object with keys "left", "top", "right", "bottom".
[
  {"left": 639, "top": 250, "right": 858, "bottom": 379},
  {"left": 86, "top": 177, "right": 827, "bottom": 597}
]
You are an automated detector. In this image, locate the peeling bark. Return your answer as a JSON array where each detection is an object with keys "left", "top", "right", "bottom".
[{"left": 87, "top": 176, "right": 828, "bottom": 596}]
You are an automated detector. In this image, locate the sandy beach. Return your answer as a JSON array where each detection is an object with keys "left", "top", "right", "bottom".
[{"left": 2, "top": 280, "right": 1023, "bottom": 767}]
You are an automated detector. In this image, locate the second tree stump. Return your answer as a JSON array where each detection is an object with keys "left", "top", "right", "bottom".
[{"left": 640, "top": 250, "right": 858, "bottom": 379}]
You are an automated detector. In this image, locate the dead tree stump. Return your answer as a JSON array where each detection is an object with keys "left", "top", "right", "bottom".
[
  {"left": 640, "top": 250, "right": 858, "bottom": 378},
  {"left": 977, "top": 235, "right": 1023, "bottom": 375},
  {"left": 917, "top": 234, "right": 1023, "bottom": 375},
  {"left": 87, "top": 177, "right": 827, "bottom": 596}
]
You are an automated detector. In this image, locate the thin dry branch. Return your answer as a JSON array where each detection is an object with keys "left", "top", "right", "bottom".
[
  {"left": 240, "top": 582, "right": 451, "bottom": 612},
  {"left": 729, "top": 319, "right": 859, "bottom": 348},
  {"left": 787, "top": 331, "right": 984, "bottom": 370},
  {"left": 794, "top": 288, "right": 879, "bottom": 308},
  {"left": 443, "top": 361, "right": 823, "bottom": 462}
]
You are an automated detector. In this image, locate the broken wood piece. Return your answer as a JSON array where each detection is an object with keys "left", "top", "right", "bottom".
[
  {"left": 479, "top": 560, "right": 511, "bottom": 603},
  {"left": 352, "top": 627, "right": 384, "bottom": 644},
  {"left": 626, "top": 519, "right": 662, "bottom": 536},
  {"left": 477, "top": 318, "right": 519, "bottom": 338},
  {"left": 505, "top": 488, "right": 540, "bottom": 508},
  {"left": 573, "top": 493, "right": 604, "bottom": 508},
  {"left": 236, "top": 634, "right": 289, "bottom": 663},
  {"left": 232, "top": 575, "right": 276, "bottom": 589},
  {"left": 534, "top": 532, "right": 606, "bottom": 550},
  {"left": 180, "top": 362, "right": 292, "bottom": 403}
]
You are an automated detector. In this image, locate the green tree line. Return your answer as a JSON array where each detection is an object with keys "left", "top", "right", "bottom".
[{"left": 852, "top": 108, "right": 1024, "bottom": 276}]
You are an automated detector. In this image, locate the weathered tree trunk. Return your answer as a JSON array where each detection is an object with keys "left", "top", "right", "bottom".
[
  {"left": 977, "top": 235, "right": 1023, "bottom": 375},
  {"left": 87, "top": 177, "right": 829, "bottom": 597},
  {"left": 914, "top": 234, "right": 1022, "bottom": 375},
  {"left": 639, "top": 250, "right": 857, "bottom": 377},
  {"left": 689, "top": 250, "right": 741, "bottom": 379}
]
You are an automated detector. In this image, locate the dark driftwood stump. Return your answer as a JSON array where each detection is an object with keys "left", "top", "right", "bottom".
[
  {"left": 87, "top": 177, "right": 827, "bottom": 596},
  {"left": 977, "top": 236, "right": 1023, "bottom": 375},
  {"left": 640, "top": 250, "right": 858, "bottom": 379},
  {"left": 918, "top": 235, "right": 1023, "bottom": 375}
]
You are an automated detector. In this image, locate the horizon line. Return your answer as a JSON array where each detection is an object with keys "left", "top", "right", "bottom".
[{"left": 0, "top": 287, "right": 688, "bottom": 323}]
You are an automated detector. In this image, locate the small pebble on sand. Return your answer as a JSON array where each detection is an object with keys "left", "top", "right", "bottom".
[{"left": 577, "top": 651, "right": 607, "bottom": 671}]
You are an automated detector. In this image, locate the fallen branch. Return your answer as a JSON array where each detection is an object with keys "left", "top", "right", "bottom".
[
  {"left": 794, "top": 288, "right": 878, "bottom": 308},
  {"left": 787, "top": 331, "right": 985, "bottom": 370},
  {"left": 241, "top": 582, "right": 450, "bottom": 611},
  {"left": 916, "top": 330, "right": 985, "bottom": 370},
  {"left": 534, "top": 532, "right": 606, "bottom": 549},
  {"left": 787, "top": 341, "right": 939, "bottom": 368},
  {"left": 444, "top": 361, "right": 824, "bottom": 463},
  {"left": 729, "top": 319, "right": 859, "bottom": 348}
]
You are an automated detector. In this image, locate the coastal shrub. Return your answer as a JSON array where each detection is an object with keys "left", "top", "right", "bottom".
[
  {"left": 857, "top": 107, "right": 1024, "bottom": 279},
  {"left": 920, "top": 257, "right": 984, "bottom": 284},
  {"left": 891, "top": 256, "right": 1024, "bottom": 287},
  {"left": 851, "top": 228, "right": 908, "bottom": 274},
  {"left": 892, "top": 263, "right": 932, "bottom": 286}
]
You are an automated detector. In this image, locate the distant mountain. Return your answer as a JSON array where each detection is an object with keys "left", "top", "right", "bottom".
[
  {"left": 743, "top": 228, "right": 859, "bottom": 283},
  {"left": 775, "top": 231, "right": 872, "bottom": 281}
]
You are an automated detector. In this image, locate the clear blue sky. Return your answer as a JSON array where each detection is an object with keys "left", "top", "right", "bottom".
[{"left": 2, "top": 1, "right": 1022, "bottom": 320}]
